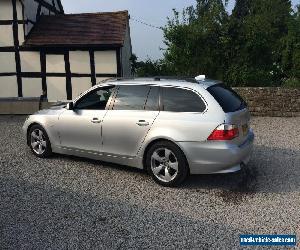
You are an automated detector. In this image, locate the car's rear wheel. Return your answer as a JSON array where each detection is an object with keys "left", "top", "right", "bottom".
[
  {"left": 146, "top": 141, "right": 189, "bottom": 187},
  {"left": 28, "top": 125, "right": 52, "bottom": 158}
]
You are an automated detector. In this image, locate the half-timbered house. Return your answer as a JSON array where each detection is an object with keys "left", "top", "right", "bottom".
[{"left": 0, "top": 0, "right": 132, "bottom": 103}]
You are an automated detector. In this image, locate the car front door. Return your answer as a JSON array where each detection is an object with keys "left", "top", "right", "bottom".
[
  {"left": 101, "top": 85, "right": 160, "bottom": 158},
  {"left": 57, "top": 85, "right": 116, "bottom": 153}
]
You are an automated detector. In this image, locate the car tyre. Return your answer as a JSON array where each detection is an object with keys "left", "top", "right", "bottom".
[
  {"left": 28, "top": 124, "right": 52, "bottom": 158},
  {"left": 146, "top": 141, "right": 189, "bottom": 187}
]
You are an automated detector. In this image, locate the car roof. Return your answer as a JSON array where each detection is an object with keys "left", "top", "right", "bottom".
[{"left": 97, "top": 77, "right": 221, "bottom": 90}]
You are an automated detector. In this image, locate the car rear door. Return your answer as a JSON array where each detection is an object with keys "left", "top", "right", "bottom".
[{"left": 101, "top": 85, "right": 160, "bottom": 157}]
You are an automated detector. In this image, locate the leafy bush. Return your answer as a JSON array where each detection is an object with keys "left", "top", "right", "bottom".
[
  {"left": 137, "top": 1, "right": 300, "bottom": 87},
  {"left": 282, "top": 78, "right": 300, "bottom": 88}
]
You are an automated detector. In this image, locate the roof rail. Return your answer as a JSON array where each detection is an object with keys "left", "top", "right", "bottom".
[
  {"left": 153, "top": 76, "right": 198, "bottom": 83},
  {"left": 101, "top": 76, "right": 199, "bottom": 83}
]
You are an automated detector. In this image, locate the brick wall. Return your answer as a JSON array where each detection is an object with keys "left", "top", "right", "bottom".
[{"left": 233, "top": 87, "right": 300, "bottom": 117}]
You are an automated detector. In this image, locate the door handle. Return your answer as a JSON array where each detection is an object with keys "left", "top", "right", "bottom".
[
  {"left": 91, "top": 118, "right": 102, "bottom": 123},
  {"left": 136, "top": 120, "right": 149, "bottom": 126}
]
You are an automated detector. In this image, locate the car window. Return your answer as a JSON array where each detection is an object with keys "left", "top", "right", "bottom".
[
  {"left": 207, "top": 84, "right": 246, "bottom": 113},
  {"left": 145, "top": 87, "right": 160, "bottom": 111},
  {"left": 162, "top": 87, "right": 206, "bottom": 112},
  {"left": 113, "top": 85, "right": 150, "bottom": 110},
  {"left": 75, "top": 86, "right": 115, "bottom": 110}
]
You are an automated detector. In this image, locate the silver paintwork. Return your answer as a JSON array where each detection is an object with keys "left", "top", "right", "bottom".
[{"left": 23, "top": 78, "right": 254, "bottom": 175}]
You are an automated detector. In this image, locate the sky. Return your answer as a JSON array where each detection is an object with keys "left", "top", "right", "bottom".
[{"left": 61, "top": 0, "right": 299, "bottom": 61}]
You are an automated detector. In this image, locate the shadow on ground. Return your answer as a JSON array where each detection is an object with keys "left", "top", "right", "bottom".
[
  {"left": 182, "top": 145, "right": 300, "bottom": 203},
  {"left": 51, "top": 144, "right": 300, "bottom": 205},
  {"left": 0, "top": 176, "right": 243, "bottom": 249}
]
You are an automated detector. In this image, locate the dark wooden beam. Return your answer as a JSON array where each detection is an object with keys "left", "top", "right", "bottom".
[
  {"left": 12, "top": 0, "right": 23, "bottom": 97},
  {"left": 116, "top": 48, "right": 122, "bottom": 77},
  {"left": 56, "top": 0, "right": 64, "bottom": 13},
  {"left": 89, "top": 50, "right": 96, "bottom": 86},
  {"left": 36, "top": 3, "right": 42, "bottom": 21},
  {"left": 40, "top": 51, "right": 47, "bottom": 96},
  {"left": 0, "top": 20, "right": 27, "bottom": 25},
  {"left": 23, "top": 45, "right": 122, "bottom": 51},
  {"left": 64, "top": 52, "right": 72, "bottom": 100},
  {"left": 0, "top": 73, "right": 16, "bottom": 77},
  {"left": 16, "top": 72, "right": 117, "bottom": 78},
  {"left": 95, "top": 74, "right": 118, "bottom": 78},
  {"left": 0, "top": 47, "right": 16, "bottom": 52},
  {"left": 34, "top": 0, "right": 63, "bottom": 14}
]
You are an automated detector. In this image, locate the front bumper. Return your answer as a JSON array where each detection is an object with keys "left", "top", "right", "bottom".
[{"left": 178, "top": 130, "right": 255, "bottom": 175}]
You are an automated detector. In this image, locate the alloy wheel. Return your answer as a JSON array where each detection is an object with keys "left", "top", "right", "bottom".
[
  {"left": 30, "top": 129, "right": 47, "bottom": 155},
  {"left": 151, "top": 147, "right": 179, "bottom": 183}
]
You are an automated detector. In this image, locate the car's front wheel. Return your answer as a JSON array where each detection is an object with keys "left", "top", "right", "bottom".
[
  {"left": 28, "top": 125, "right": 52, "bottom": 158},
  {"left": 146, "top": 141, "right": 189, "bottom": 187}
]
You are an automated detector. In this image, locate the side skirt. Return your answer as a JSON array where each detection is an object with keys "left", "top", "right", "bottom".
[{"left": 53, "top": 146, "right": 143, "bottom": 169}]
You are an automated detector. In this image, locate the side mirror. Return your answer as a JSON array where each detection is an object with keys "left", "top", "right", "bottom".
[{"left": 67, "top": 102, "right": 74, "bottom": 110}]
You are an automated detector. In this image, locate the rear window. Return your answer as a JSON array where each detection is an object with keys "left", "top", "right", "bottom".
[{"left": 207, "top": 84, "right": 247, "bottom": 113}]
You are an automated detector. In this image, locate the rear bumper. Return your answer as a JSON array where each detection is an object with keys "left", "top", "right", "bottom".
[{"left": 178, "top": 130, "right": 254, "bottom": 175}]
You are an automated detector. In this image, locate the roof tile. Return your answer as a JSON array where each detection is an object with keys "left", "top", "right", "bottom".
[{"left": 24, "top": 11, "right": 129, "bottom": 47}]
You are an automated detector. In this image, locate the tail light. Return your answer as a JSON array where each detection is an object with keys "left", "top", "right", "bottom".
[{"left": 208, "top": 124, "right": 239, "bottom": 141}]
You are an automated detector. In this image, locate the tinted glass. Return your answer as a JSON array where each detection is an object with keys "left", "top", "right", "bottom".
[
  {"left": 113, "top": 85, "right": 150, "bottom": 110},
  {"left": 75, "top": 86, "right": 115, "bottom": 110},
  {"left": 163, "top": 87, "right": 206, "bottom": 112},
  {"left": 207, "top": 84, "right": 246, "bottom": 113},
  {"left": 145, "top": 87, "right": 159, "bottom": 111}
]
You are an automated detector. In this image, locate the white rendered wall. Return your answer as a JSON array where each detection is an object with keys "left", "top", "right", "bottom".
[
  {"left": 0, "top": 25, "right": 14, "bottom": 46},
  {"left": 94, "top": 51, "right": 117, "bottom": 74},
  {"left": 47, "top": 77, "right": 67, "bottom": 101},
  {"left": 18, "top": 24, "right": 24, "bottom": 44},
  {"left": 71, "top": 77, "right": 92, "bottom": 99},
  {"left": 16, "top": 0, "right": 23, "bottom": 20},
  {"left": 0, "top": 0, "right": 23, "bottom": 20},
  {"left": 46, "top": 54, "right": 65, "bottom": 73},
  {"left": 69, "top": 51, "right": 91, "bottom": 74},
  {"left": 0, "top": 76, "right": 18, "bottom": 97},
  {"left": 22, "top": 78, "right": 43, "bottom": 97},
  {"left": 20, "top": 52, "right": 41, "bottom": 72},
  {"left": 0, "top": 52, "right": 16, "bottom": 73},
  {"left": 0, "top": 0, "right": 13, "bottom": 20}
]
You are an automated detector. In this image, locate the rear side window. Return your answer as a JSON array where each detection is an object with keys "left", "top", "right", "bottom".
[
  {"left": 207, "top": 84, "right": 246, "bottom": 113},
  {"left": 162, "top": 87, "right": 206, "bottom": 112},
  {"left": 113, "top": 85, "right": 150, "bottom": 110}
]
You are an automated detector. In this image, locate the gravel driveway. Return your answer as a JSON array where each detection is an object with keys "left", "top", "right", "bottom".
[{"left": 0, "top": 116, "right": 299, "bottom": 249}]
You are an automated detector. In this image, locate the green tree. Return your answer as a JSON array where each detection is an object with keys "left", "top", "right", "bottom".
[
  {"left": 225, "top": 0, "right": 293, "bottom": 86},
  {"left": 130, "top": 54, "right": 138, "bottom": 76},
  {"left": 136, "top": 58, "right": 170, "bottom": 77},
  {"left": 162, "top": 0, "right": 229, "bottom": 79},
  {"left": 282, "top": 5, "right": 300, "bottom": 87},
  {"left": 159, "top": 0, "right": 299, "bottom": 87}
]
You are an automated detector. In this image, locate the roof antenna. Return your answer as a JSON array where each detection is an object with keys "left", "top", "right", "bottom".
[{"left": 195, "top": 75, "right": 206, "bottom": 81}]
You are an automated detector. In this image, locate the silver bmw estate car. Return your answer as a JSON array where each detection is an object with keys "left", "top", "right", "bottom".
[{"left": 23, "top": 77, "right": 254, "bottom": 186}]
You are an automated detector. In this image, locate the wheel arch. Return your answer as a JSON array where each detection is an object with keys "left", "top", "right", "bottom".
[
  {"left": 142, "top": 138, "right": 190, "bottom": 172},
  {"left": 26, "top": 122, "right": 48, "bottom": 146}
]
